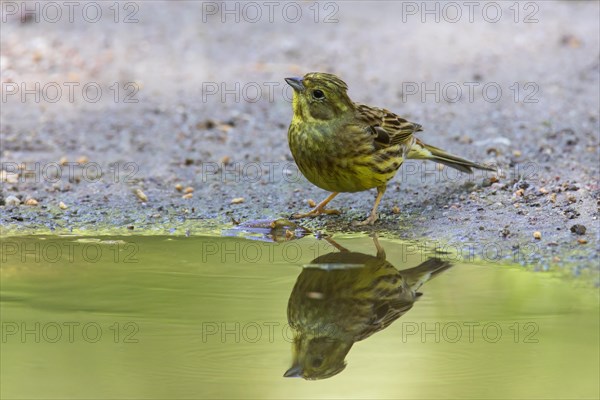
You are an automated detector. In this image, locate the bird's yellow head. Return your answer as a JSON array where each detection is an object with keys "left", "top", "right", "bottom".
[
  {"left": 284, "top": 334, "right": 353, "bottom": 380},
  {"left": 285, "top": 72, "right": 353, "bottom": 122}
]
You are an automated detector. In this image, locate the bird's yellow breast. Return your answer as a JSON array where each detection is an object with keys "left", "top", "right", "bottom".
[{"left": 288, "top": 121, "right": 404, "bottom": 193}]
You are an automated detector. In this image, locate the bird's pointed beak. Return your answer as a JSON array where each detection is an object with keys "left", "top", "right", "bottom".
[
  {"left": 283, "top": 363, "right": 304, "bottom": 378},
  {"left": 285, "top": 77, "right": 305, "bottom": 92}
]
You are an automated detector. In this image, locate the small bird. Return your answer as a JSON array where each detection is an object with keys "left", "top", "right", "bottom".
[
  {"left": 285, "top": 72, "right": 496, "bottom": 225},
  {"left": 284, "top": 235, "right": 452, "bottom": 380}
]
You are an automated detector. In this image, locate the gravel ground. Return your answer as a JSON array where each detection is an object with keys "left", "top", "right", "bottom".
[{"left": 1, "top": 1, "right": 598, "bottom": 277}]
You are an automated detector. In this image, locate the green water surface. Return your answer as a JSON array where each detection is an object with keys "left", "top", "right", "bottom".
[{"left": 1, "top": 235, "right": 598, "bottom": 399}]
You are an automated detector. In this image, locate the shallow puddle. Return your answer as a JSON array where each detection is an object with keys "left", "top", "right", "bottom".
[{"left": 1, "top": 234, "right": 598, "bottom": 399}]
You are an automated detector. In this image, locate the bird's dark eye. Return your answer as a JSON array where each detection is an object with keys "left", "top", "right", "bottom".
[
  {"left": 312, "top": 89, "right": 325, "bottom": 99},
  {"left": 312, "top": 357, "right": 324, "bottom": 368}
]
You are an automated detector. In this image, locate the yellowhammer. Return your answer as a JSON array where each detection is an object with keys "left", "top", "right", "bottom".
[
  {"left": 284, "top": 235, "right": 452, "bottom": 380},
  {"left": 285, "top": 72, "right": 495, "bottom": 225}
]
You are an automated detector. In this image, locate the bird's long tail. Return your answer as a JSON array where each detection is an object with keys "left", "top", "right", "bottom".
[
  {"left": 407, "top": 139, "right": 496, "bottom": 173},
  {"left": 400, "top": 258, "right": 453, "bottom": 293}
]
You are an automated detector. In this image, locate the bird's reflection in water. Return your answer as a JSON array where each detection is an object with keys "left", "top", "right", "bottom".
[{"left": 284, "top": 235, "right": 452, "bottom": 380}]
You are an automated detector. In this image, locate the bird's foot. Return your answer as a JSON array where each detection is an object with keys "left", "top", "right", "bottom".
[
  {"left": 291, "top": 207, "right": 341, "bottom": 219},
  {"left": 353, "top": 212, "right": 378, "bottom": 226}
]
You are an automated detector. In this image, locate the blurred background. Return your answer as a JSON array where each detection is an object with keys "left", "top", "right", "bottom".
[{"left": 2, "top": 0, "right": 597, "bottom": 175}]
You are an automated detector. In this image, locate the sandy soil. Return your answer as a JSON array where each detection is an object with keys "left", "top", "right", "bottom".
[{"left": 1, "top": 1, "right": 598, "bottom": 277}]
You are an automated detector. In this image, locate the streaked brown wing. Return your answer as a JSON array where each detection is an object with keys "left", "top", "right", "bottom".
[
  {"left": 355, "top": 299, "right": 414, "bottom": 341},
  {"left": 354, "top": 103, "right": 422, "bottom": 149}
]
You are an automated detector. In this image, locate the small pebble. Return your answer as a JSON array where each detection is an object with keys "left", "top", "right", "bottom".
[
  {"left": 175, "top": 184, "right": 183, "bottom": 192},
  {"left": 570, "top": 224, "right": 586, "bottom": 235},
  {"left": 59, "top": 156, "right": 68, "bottom": 166},
  {"left": 0, "top": 170, "right": 18, "bottom": 183},
  {"left": 392, "top": 206, "right": 401, "bottom": 214},
  {"left": 231, "top": 197, "right": 245, "bottom": 204},
  {"left": 220, "top": 156, "right": 231, "bottom": 165},
  {"left": 184, "top": 186, "right": 194, "bottom": 194},
  {"left": 560, "top": 34, "right": 582, "bottom": 48},
  {"left": 533, "top": 231, "right": 542, "bottom": 240},
  {"left": 458, "top": 135, "right": 472, "bottom": 144},
  {"left": 564, "top": 208, "right": 580, "bottom": 219},
  {"left": 24, "top": 198, "right": 38, "bottom": 206},
  {"left": 76, "top": 156, "right": 89, "bottom": 164},
  {"left": 59, "top": 201, "right": 68, "bottom": 210},
  {"left": 134, "top": 189, "right": 148, "bottom": 202},
  {"left": 217, "top": 124, "right": 232, "bottom": 133},
  {"left": 577, "top": 238, "right": 588, "bottom": 245},
  {"left": 5, "top": 195, "right": 20, "bottom": 206},
  {"left": 182, "top": 193, "right": 193, "bottom": 199},
  {"left": 307, "top": 199, "right": 316, "bottom": 207}
]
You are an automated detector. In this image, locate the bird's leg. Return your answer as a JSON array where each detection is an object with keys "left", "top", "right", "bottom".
[
  {"left": 292, "top": 192, "right": 341, "bottom": 219},
  {"left": 324, "top": 237, "right": 350, "bottom": 253},
  {"left": 354, "top": 186, "right": 386, "bottom": 226},
  {"left": 371, "top": 233, "right": 386, "bottom": 260}
]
